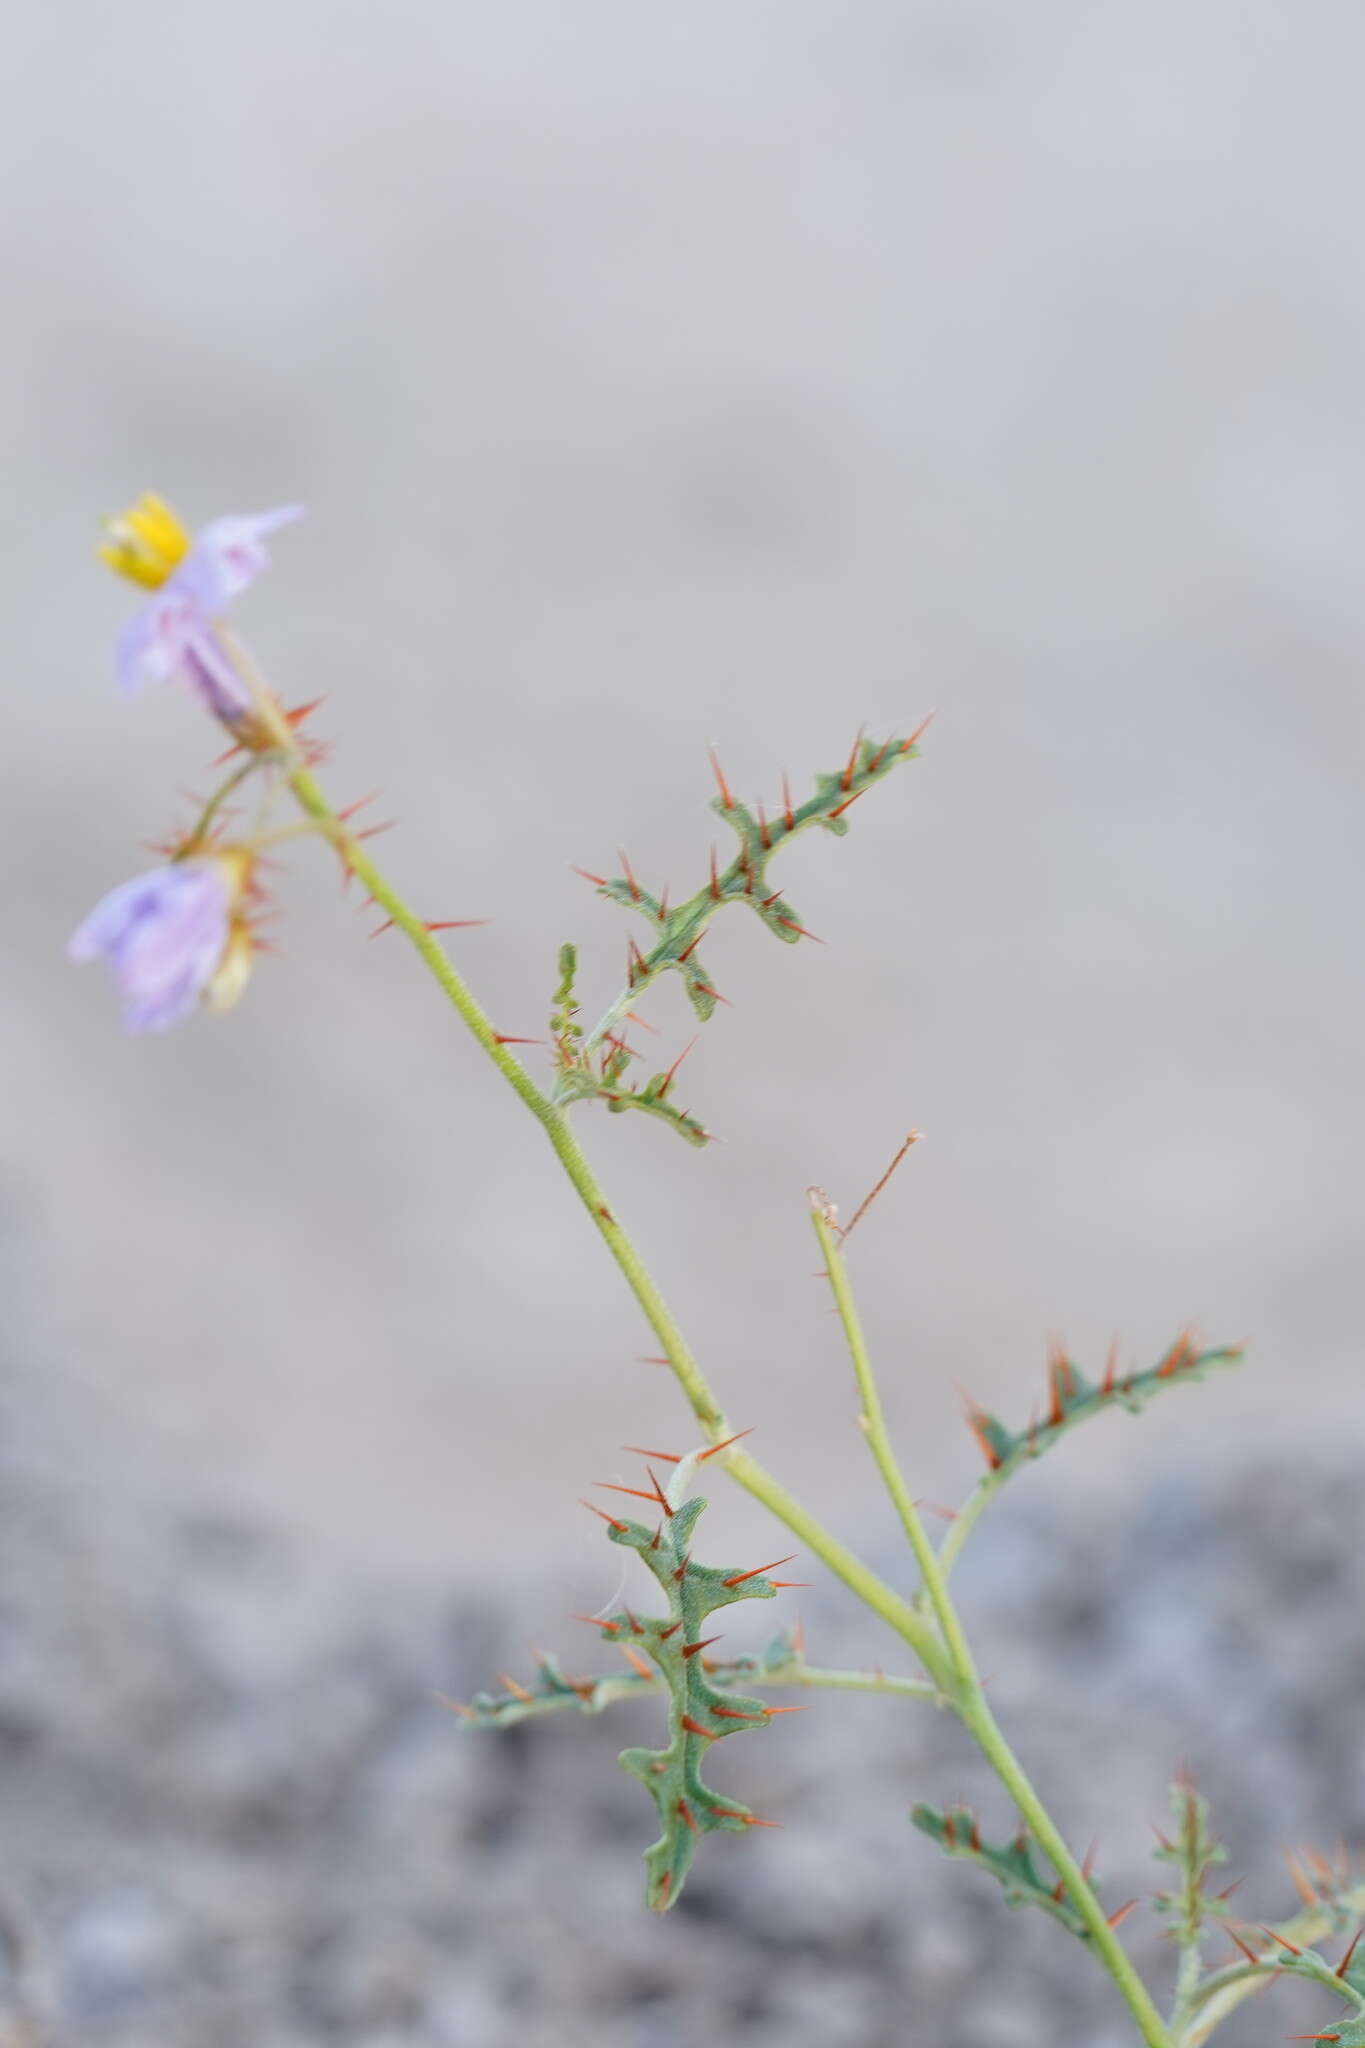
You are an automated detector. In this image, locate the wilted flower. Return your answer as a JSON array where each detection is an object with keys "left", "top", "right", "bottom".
[
  {"left": 100, "top": 494, "right": 301, "bottom": 741},
  {"left": 68, "top": 851, "right": 257, "bottom": 1032}
]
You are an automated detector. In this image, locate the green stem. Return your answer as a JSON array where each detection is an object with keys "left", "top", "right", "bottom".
[
  {"left": 182, "top": 757, "right": 262, "bottom": 851},
  {"left": 934, "top": 1471, "right": 1001, "bottom": 1580},
  {"left": 287, "top": 765, "right": 552, "bottom": 1118},
  {"left": 810, "top": 1196, "right": 1170, "bottom": 2045},
  {"left": 1169, "top": 1940, "right": 1203, "bottom": 2036},
  {"left": 961, "top": 1687, "right": 1172, "bottom": 2048},
  {"left": 778, "top": 1664, "right": 938, "bottom": 1699},
  {"left": 810, "top": 1197, "right": 974, "bottom": 1682}
]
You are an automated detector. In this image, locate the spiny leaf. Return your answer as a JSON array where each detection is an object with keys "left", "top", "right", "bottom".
[
  {"left": 600, "top": 1085, "right": 713, "bottom": 1147},
  {"left": 963, "top": 1335, "right": 1244, "bottom": 1482},
  {"left": 555, "top": 726, "right": 928, "bottom": 1131},
  {"left": 912, "top": 1804, "right": 1091, "bottom": 1939},
  {"left": 600, "top": 1494, "right": 789, "bottom": 1909},
  {"left": 451, "top": 1628, "right": 804, "bottom": 1730},
  {"left": 1152, "top": 1777, "right": 1229, "bottom": 1946}
]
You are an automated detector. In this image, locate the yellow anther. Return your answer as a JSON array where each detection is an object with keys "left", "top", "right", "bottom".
[{"left": 98, "top": 492, "right": 193, "bottom": 590}]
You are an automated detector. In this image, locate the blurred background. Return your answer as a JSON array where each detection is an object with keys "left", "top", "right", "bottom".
[{"left": 3, "top": 2, "right": 1364, "bottom": 2041}]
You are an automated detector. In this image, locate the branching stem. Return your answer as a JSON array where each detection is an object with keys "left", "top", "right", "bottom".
[
  {"left": 267, "top": 715, "right": 1168, "bottom": 2046},
  {"left": 809, "top": 1196, "right": 1171, "bottom": 2047},
  {"left": 810, "top": 1196, "right": 973, "bottom": 1681}
]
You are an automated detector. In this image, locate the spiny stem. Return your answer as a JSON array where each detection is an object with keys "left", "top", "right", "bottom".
[
  {"left": 776, "top": 1664, "right": 938, "bottom": 1699},
  {"left": 961, "top": 1688, "right": 1173, "bottom": 2048},
  {"left": 182, "top": 757, "right": 261, "bottom": 850},
  {"left": 934, "top": 1470, "right": 1003, "bottom": 1580},
  {"left": 811, "top": 1195, "right": 1172, "bottom": 2047},
  {"left": 286, "top": 763, "right": 551, "bottom": 1120}
]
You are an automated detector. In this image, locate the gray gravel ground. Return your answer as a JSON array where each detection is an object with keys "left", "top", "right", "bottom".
[{"left": 0, "top": 1340, "right": 1359, "bottom": 2048}]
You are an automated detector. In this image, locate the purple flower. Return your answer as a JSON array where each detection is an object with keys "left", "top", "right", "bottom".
[
  {"left": 101, "top": 496, "right": 301, "bottom": 718},
  {"left": 68, "top": 860, "right": 235, "bottom": 1032},
  {"left": 114, "top": 590, "right": 261, "bottom": 725}
]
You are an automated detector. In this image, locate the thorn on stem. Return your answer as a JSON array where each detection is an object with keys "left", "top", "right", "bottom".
[
  {"left": 698, "top": 1428, "right": 755, "bottom": 1460},
  {"left": 336, "top": 790, "right": 379, "bottom": 822},
  {"left": 284, "top": 696, "right": 325, "bottom": 727}
]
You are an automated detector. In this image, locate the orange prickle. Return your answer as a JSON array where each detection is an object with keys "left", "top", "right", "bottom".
[
  {"left": 698, "top": 1428, "right": 754, "bottom": 1460},
  {"left": 708, "top": 747, "right": 735, "bottom": 810},
  {"left": 722, "top": 1556, "right": 797, "bottom": 1590}
]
